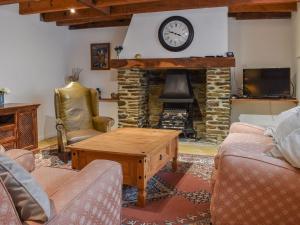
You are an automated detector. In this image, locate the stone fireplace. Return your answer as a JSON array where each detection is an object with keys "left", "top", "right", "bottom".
[{"left": 113, "top": 57, "right": 233, "bottom": 143}]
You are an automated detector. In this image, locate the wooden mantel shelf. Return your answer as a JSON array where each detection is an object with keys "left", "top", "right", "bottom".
[{"left": 111, "top": 57, "right": 235, "bottom": 70}]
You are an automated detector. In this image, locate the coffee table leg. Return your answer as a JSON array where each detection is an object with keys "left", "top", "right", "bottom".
[
  {"left": 137, "top": 187, "right": 146, "bottom": 207},
  {"left": 172, "top": 157, "right": 178, "bottom": 172},
  {"left": 172, "top": 137, "right": 179, "bottom": 172}
]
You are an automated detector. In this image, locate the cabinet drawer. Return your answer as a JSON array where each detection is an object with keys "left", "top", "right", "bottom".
[{"left": 149, "top": 146, "right": 170, "bottom": 173}]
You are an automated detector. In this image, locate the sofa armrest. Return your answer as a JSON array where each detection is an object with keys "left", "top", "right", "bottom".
[
  {"left": 229, "top": 122, "right": 265, "bottom": 135},
  {"left": 211, "top": 149, "right": 300, "bottom": 225},
  {"left": 47, "top": 160, "right": 122, "bottom": 225},
  {"left": 93, "top": 116, "right": 114, "bottom": 133},
  {"left": 3, "top": 149, "right": 35, "bottom": 173}
]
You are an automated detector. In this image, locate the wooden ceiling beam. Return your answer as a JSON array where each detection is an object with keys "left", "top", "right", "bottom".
[
  {"left": 56, "top": 15, "right": 132, "bottom": 26},
  {"left": 41, "top": 0, "right": 238, "bottom": 23},
  {"left": 229, "top": 2, "right": 297, "bottom": 13},
  {"left": 41, "top": 0, "right": 298, "bottom": 23},
  {"left": 69, "top": 18, "right": 131, "bottom": 30},
  {"left": 77, "top": 0, "right": 110, "bottom": 15},
  {"left": 229, "top": 12, "right": 292, "bottom": 19},
  {"left": 0, "top": 0, "right": 36, "bottom": 5},
  {"left": 19, "top": 0, "right": 160, "bottom": 14}
]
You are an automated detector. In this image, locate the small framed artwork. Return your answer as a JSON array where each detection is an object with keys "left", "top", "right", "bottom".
[{"left": 91, "top": 43, "right": 110, "bottom": 70}]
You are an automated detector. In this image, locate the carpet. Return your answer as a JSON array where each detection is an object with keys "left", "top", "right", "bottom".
[{"left": 36, "top": 148, "right": 214, "bottom": 225}]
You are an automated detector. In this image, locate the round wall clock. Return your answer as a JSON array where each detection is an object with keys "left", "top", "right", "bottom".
[{"left": 158, "top": 16, "right": 194, "bottom": 52}]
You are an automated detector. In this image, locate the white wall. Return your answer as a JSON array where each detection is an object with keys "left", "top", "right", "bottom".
[
  {"left": 229, "top": 18, "right": 295, "bottom": 123},
  {"left": 121, "top": 7, "right": 228, "bottom": 59},
  {"left": 229, "top": 18, "right": 294, "bottom": 95},
  {"left": 66, "top": 27, "right": 128, "bottom": 128},
  {"left": 0, "top": 5, "right": 68, "bottom": 140}
]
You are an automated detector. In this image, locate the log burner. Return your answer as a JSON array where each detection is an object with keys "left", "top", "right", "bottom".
[{"left": 158, "top": 70, "right": 196, "bottom": 138}]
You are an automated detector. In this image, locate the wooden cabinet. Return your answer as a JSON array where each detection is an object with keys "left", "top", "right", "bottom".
[{"left": 0, "top": 104, "right": 39, "bottom": 151}]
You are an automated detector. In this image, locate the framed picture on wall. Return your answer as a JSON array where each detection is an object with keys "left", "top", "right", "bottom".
[{"left": 91, "top": 43, "right": 110, "bottom": 70}]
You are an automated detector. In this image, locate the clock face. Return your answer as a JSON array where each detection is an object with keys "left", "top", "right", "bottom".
[{"left": 159, "top": 16, "right": 194, "bottom": 52}]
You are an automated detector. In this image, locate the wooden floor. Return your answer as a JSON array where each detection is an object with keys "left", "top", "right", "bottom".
[{"left": 39, "top": 137, "right": 218, "bottom": 156}]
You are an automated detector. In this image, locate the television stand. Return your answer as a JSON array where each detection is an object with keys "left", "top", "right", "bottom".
[{"left": 230, "top": 98, "right": 298, "bottom": 104}]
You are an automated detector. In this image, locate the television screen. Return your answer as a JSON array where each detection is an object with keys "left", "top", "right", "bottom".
[{"left": 243, "top": 68, "right": 291, "bottom": 98}]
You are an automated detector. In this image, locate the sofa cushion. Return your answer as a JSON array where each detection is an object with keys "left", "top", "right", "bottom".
[
  {"left": 273, "top": 108, "right": 300, "bottom": 143},
  {"left": 31, "top": 167, "right": 78, "bottom": 197},
  {"left": 66, "top": 129, "right": 102, "bottom": 145},
  {"left": 0, "top": 154, "right": 51, "bottom": 222},
  {"left": 269, "top": 128, "right": 300, "bottom": 168},
  {"left": 265, "top": 106, "right": 300, "bottom": 137},
  {"left": 0, "top": 178, "right": 22, "bottom": 225}
]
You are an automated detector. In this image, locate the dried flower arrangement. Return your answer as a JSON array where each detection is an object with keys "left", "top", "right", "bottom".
[{"left": 65, "top": 68, "right": 83, "bottom": 84}]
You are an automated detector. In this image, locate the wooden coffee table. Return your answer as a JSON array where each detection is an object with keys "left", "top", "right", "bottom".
[{"left": 67, "top": 128, "right": 180, "bottom": 207}]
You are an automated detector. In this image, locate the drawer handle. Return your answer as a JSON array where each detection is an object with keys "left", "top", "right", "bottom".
[{"left": 160, "top": 154, "right": 163, "bottom": 160}]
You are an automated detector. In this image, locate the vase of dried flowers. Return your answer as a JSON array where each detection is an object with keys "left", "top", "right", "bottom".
[
  {"left": 114, "top": 46, "right": 123, "bottom": 59},
  {"left": 0, "top": 88, "right": 10, "bottom": 106},
  {"left": 65, "top": 68, "right": 83, "bottom": 84}
]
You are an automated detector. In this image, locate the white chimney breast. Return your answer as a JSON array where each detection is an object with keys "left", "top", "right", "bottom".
[{"left": 120, "top": 7, "right": 229, "bottom": 59}]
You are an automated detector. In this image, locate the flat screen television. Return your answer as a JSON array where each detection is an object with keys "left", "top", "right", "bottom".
[{"left": 243, "top": 68, "right": 291, "bottom": 98}]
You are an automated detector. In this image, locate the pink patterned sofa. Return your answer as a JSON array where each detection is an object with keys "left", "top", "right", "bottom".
[
  {"left": 0, "top": 149, "right": 122, "bottom": 225},
  {"left": 211, "top": 122, "right": 300, "bottom": 225}
]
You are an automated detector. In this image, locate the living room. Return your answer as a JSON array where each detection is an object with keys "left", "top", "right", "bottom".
[{"left": 0, "top": 1, "right": 300, "bottom": 225}]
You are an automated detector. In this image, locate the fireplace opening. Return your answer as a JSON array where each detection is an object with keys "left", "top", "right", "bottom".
[
  {"left": 118, "top": 67, "right": 231, "bottom": 143},
  {"left": 157, "top": 70, "right": 196, "bottom": 138}
]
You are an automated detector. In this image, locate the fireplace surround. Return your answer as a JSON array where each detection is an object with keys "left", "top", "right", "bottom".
[{"left": 113, "top": 57, "right": 234, "bottom": 143}]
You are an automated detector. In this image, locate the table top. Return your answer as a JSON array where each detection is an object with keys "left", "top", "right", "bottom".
[
  {"left": 67, "top": 128, "right": 181, "bottom": 157},
  {"left": 0, "top": 103, "right": 40, "bottom": 110}
]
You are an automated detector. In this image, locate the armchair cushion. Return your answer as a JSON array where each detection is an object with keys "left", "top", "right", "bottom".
[
  {"left": 0, "top": 154, "right": 51, "bottom": 222},
  {"left": 66, "top": 129, "right": 102, "bottom": 145}
]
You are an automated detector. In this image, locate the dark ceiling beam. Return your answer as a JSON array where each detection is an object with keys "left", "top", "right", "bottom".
[
  {"left": 41, "top": 0, "right": 298, "bottom": 23},
  {"left": 0, "top": 0, "right": 36, "bottom": 5},
  {"left": 56, "top": 15, "right": 132, "bottom": 26},
  {"left": 19, "top": 0, "right": 161, "bottom": 14},
  {"left": 229, "top": 12, "right": 292, "bottom": 19},
  {"left": 229, "top": 2, "right": 297, "bottom": 13},
  {"left": 76, "top": 0, "right": 110, "bottom": 15},
  {"left": 69, "top": 18, "right": 131, "bottom": 30}
]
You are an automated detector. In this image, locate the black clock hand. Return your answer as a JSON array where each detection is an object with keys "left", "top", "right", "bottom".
[{"left": 169, "top": 31, "right": 182, "bottom": 37}]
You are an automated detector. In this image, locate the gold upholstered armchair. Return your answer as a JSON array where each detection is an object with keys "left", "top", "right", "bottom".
[{"left": 54, "top": 82, "right": 114, "bottom": 152}]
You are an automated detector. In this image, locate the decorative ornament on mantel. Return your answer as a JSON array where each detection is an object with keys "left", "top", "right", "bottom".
[
  {"left": 0, "top": 88, "right": 10, "bottom": 106},
  {"left": 65, "top": 68, "right": 83, "bottom": 84},
  {"left": 134, "top": 54, "right": 142, "bottom": 59}
]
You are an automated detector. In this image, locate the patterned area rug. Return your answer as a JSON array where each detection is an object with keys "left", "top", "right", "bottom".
[{"left": 36, "top": 148, "right": 213, "bottom": 225}]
